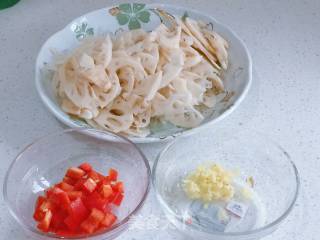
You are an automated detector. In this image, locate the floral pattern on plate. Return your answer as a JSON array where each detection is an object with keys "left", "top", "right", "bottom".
[
  {"left": 72, "top": 22, "right": 94, "bottom": 40},
  {"left": 109, "top": 3, "right": 151, "bottom": 30}
]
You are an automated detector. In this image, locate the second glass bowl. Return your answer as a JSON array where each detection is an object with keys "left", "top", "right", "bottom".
[{"left": 152, "top": 128, "right": 299, "bottom": 240}]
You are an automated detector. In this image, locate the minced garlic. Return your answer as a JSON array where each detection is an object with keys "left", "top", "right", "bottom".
[{"left": 182, "top": 163, "right": 235, "bottom": 202}]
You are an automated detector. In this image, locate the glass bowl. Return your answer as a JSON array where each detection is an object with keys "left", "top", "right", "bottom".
[
  {"left": 3, "top": 128, "right": 151, "bottom": 240},
  {"left": 152, "top": 128, "right": 299, "bottom": 240}
]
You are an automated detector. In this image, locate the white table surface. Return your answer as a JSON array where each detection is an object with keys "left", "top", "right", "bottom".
[{"left": 0, "top": 0, "right": 319, "bottom": 239}]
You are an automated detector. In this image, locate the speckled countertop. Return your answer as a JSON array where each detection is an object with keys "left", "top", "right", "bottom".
[{"left": 0, "top": 0, "right": 319, "bottom": 239}]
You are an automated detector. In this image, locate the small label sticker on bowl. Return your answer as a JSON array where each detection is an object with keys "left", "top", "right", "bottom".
[
  {"left": 226, "top": 200, "right": 248, "bottom": 218},
  {"left": 188, "top": 201, "right": 231, "bottom": 232}
]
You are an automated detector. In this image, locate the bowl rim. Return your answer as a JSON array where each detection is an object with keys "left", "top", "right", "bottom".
[
  {"left": 151, "top": 130, "right": 300, "bottom": 237},
  {"left": 3, "top": 128, "right": 151, "bottom": 239},
  {"left": 35, "top": 3, "right": 252, "bottom": 144}
]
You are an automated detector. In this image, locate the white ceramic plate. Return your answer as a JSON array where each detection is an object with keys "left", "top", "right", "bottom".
[{"left": 35, "top": 3, "right": 252, "bottom": 143}]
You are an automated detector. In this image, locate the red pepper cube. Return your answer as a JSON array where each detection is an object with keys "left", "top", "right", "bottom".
[
  {"left": 65, "top": 198, "right": 89, "bottom": 231},
  {"left": 96, "top": 177, "right": 110, "bottom": 190},
  {"left": 100, "top": 184, "right": 114, "bottom": 199},
  {"left": 88, "top": 170, "right": 104, "bottom": 183},
  {"left": 64, "top": 216, "right": 78, "bottom": 231},
  {"left": 68, "top": 198, "right": 89, "bottom": 219},
  {"left": 101, "top": 212, "right": 117, "bottom": 227},
  {"left": 39, "top": 200, "right": 56, "bottom": 212},
  {"left": 67, "top": 191, "right": 83, "bottom": 201},
  {"left": 58, "top": 182, "right": 74, "bottom": 192},
  {"left": 74, "top": 178, "right": 86, "bottom": 191},
  {"left": 50, "top": 209, "right": 68, "bottom": 230},
  {"left": 80, "top": 208, "right": 105, "bottom": 234},
  {"left": 112, "top": 192, "right": 124, "bottom": 206},
  {"left": 63, "top": 216, "right": 79, "bottom": 231},
  {"left": 82, "top": 178, "right": 97, "bottom": 193},
  {"left": 83, "top": 192, "right": 110, "bottom": 213},
  {"left": 91, "top": 208, "right": 105, "bottom": 222},
  {"left": 33, "top": 196, "right": 47, "bottom": 221},
  {"left": 45, "top": 187, "right": 54, "bottom": 198},
  {"left": 104, "top": 176, "right": 111, "bottom": 183},
  {"left": 66, "top": 167, "right": 86, "bottom": 179},
  {"left": 112, "top": 181, "right": 124, "bottom": 193},
  {"left": 108, "top": 168, "right": 118, "bottom": 181},
  {"left": 37, "top": 210, "right": 52, "bottom": 232},
  {"left": 63, "top": 176, "right": 77, "bottom": 186},
  {"left": 80, "top": 219, "right": 96, "bottom": 234},
  {"left": 34, "top": 196, "right": 46, "bottom": 209},
  {"left": 79, "top": 163, "right": 92, "bottom": 172},
  {"left": 33, "top": 209, "right": 45, "bottom": 221},
  {"left": 49, "top": 187, "right": 70, "bottom": 209}
]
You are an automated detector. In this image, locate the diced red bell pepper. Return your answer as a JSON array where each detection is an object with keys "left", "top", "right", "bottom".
[
  {"left": 80, "top": 220, "right": 95, "bottom": 234},
  {"left": 100, "top": 184, "right": 113, "bottom": 199},
  {"left": 58, "top": 182, "right": 74, "bottom": 192},
  {"left": 37, "top": 210, "right": 52, "bottom": 232},
  {"left": 63, "top": 176, "right": 77, "bottom": 186},
  {"left": 88, "top": 170, "right": 104, "bottom": 183},
  {"left": 35, "top": 196, "right": 46, "bottom": 209},
  {"left": 50, "top": 209, "right": 68, "bottom": 230},
  {"left": 39, "top": 200, "right": 56, "bottom": 212},
  {"left": 82, "top": 178, "right": 97, "bottom": 193},
  {"left": 96, "top": 177, "right": 110, "bottom": 190},
  {"left": 112, "top": 181, "right": 124, "bottom": 193},
  {"left": 80, "top": 208, "right": 105, "bottom": 234},
  {"left": 83, "top": 192, "right": 110, "bottom": 213},
  {"left": 101, "top": 212, "right": 117, "bottom": 227},
  {"left": 33, "top": 164, "right": 123, "bottom": 236},
  {"left": 45, "top": 187, "right": 54, "bottom": 198},
  {"left": 68, "top": 198, "right": 89, "bottom": 220},
  {"left": 64, "top": 216, "right": 78, "bottom": 231},
  {"left": 112, "top": 192, "right": 124, "bottom": 206},
  {"left": 92, "top": 208, "right": 105, "bottom": 221},
  {"left": 79, "top": 163, "right": 92, "bottom": 172},
  {"left": 73, "top": 178, "right": 87, "bottom": 191},
  {"left": 33, "top": 209, "right": 45, "bottom": 221},
  {"left": 33, "top": 196, "right": 46, "bottom": 221},
  {"left": 49, "top": 187, "right": 70, "bottom": 209},
  {"left": 104, "top": 176, "right": 111, "bottom": 183},
  {"left": 108, "top": 168, "right": 118, "bottom": 181},
  {"left": 66, "top": 167, "right": 86, "bottom": 179},
  {"left": 67, "top": 191, "right": 83, "bottom": 200},
  {"left": 65, "top": 198, "right": 89, "bottom": 231}
]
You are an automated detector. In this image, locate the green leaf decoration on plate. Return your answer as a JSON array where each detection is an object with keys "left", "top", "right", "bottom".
[
  {"left": 128, "top": 17, "right": 141, "bottom": 30},
  {"left": 136, "top": 10, "right": 150, "bottom": 23},
  {"left": 119, "top": 3, "right": 132, "bottom": 13},
  {"left": 109, "top": 3, "right": 151, "bottom": 30},
  {"left": 73, "top": 22, "right": 94, "bottom": 40},
  {"left": 116, "top": 13, "right": 130, "bottom": 25}
]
